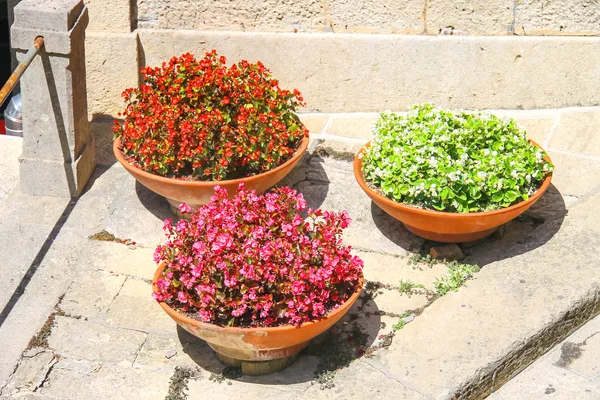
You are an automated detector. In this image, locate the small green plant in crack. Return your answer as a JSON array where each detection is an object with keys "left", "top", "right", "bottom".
[
  {"left": 208, "top": 367, "right": 242, "bottom": 385},
  {"left": 398, "top": 279, "right": 425, "bottom": 297},
  {"left": 434, "top": 262, "right": 480, "bottom": 296},
  {"left": 165, "top": 366, "right": 199, "bottom": 400}
]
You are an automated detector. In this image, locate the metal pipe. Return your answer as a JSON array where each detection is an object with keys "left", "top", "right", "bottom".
[{"left": 0, "top": 36, "right": 44, "bottom": 109}]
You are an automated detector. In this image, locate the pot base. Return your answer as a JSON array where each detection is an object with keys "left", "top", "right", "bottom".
[
  {"left": 216, "top": 352, "right": 301, "bottom": 376},
  {"left": 166, "top": 197, "right": 201, "bottom": 219},
  {"left": 403, "top": 224, "right": 498, "bottom": 243}
]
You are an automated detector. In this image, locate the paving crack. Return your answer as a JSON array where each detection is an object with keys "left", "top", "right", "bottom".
[
  {"left": 131, "top": 333, "right": 149, "bottom": 367},
  {"left": 105, "top": 277, "right": 128, "bottom": 316},
  {"left": 36, "top": 355, "right": 58, "bottom": 391},
  {"left": 361, "top": 359, "right": 432, "bottom": 399}
]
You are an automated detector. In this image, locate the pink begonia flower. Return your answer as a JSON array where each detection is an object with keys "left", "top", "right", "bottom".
[
  {"left": 151, "top": 183, "right": 363, "bottom": 328},
  {"left": 179, "top": 203, "right": 192, "bottom": 214}
]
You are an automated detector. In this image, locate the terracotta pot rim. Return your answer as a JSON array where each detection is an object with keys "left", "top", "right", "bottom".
[
  {"left": 113, "top": 135, "right": 309, "bottom": 188},
  {"left": 152, "top": 261, "right": 364, "bottom": 333},
  {"left": 353, "top": 140, "right": 553, "bottom": 218}
]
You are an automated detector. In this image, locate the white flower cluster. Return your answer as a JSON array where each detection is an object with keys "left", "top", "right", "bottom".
[{"left": 362, "top": 104, "right": 554, "bottom": 213}]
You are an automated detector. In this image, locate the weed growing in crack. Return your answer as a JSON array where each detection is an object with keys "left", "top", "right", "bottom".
[
  {"left": 398, "top": 279, "right": 425, "bottom": 297},
  {"left": 434, "top": 262, "right": 480, "bottom": 296},
  {"left": 88, "top": 230, "right": 136, "bottom": 246},
  {"left": 26, "top": 313, "right": 56, "bottom": 349},
  {"left": 165, "top": 366, "right": 199, "bottom": 400},
  {"left": 307, "top": 323, "right": 369, "bottom": 389},
  {"left": 208, "top": 367, "right": 242, "bottom": 385},
  {"left": 26, "top": 297, "right": 81, "bottom": 350}
]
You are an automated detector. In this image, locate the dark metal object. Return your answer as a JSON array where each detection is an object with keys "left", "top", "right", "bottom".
[{"left": 0, "top": 36, "right": 44, "bottom": 109}]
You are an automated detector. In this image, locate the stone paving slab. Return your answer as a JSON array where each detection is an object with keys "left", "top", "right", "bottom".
[
  {"left": 0, "top": 137, "right": 22, "bottom": 205},
  {"left": 489, "top": 315, "right": 600, "bottom": 399},
  {"left": 48, "top": 316, "right": 147, "bottom": 364}
]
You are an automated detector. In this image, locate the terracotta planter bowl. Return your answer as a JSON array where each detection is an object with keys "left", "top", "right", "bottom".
[
  {"left": 114, "top": 136, "right": 309, "bottom": 212},
  {"left": 354, "top": 141, "right": 553, "bottom": 243},
  {"left": 152, "top": 262, "right": 363, "bottom": 373}
]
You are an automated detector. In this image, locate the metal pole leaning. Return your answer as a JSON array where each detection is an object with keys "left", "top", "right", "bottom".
[{"left": 0, "top": 36, "right": 44, "bottom": 109}]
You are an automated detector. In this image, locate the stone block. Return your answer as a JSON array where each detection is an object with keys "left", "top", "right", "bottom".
[
  {"left": 13, "top": 0, "right": 85, "bottom": 32},
  {"left": 0, "top": 349, "right": 57, "bottom": 397},
  {"left": 80, "top": 241, "right": 157, "bottom": 281},
  {"left": 35, "top": 358, "right": 170, "bottom": 399},
  {"left": 48, "top": 316, "right": 147, "bottom": 363},
  {"left": 133, "top": 333, "right": 223, "bottom": 371},
  {"left": 327, "top": 0, "right": 424, "bottom": 34},
  {"left": 549, "top": 109, "right": 600, "bottom": 158},
  {"left": 325, "top": 114, "right": 379, "bottom": 140},
  {"left": 185, "top": 356, "right": 317, "bottom": 398},
  {"left": 514, "top": 117, "right": 556, "bottom": 144},
  {"left": 298, "top": 114, "right": 329, "bottom": 134},
  {"left": 60, "top": 270, "right": 126, "bottom": 320},
  {"left": 106, "top": 278, "right": 175, "bottom": 332},
  {"left": 19, "top": 142, "right": 95, "bottom": 196},
  {"left": 297, "top": 360, "right": 424, "bottom": 399},
  {"left": 84, "top": 0, "right": 132, "bottom": 32},
  {"left": 357, "top": 250, "right": 448, "bottom": 288},
  {"left": 137, "top": 0, "right": 325, "bottom": 32},
  {"left": 426, "top": 0, "right": 514, "bottom": 35},
  {"left": 516, "top": 0, "right": 600, "bottom": 36},
  {"left": 137, "top": 31, "right": 600, "bottom": 112},
  {"left": 313, "top": 138, "right": 365, "bottom": 162},
  {"left": 86, "top": 32, "right": 139, "bottom": 118},
  {"left": 546, "top": 151, "right": 600, "bottom": 198}
]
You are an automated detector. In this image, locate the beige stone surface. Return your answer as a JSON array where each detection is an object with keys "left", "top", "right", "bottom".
[
  {"left": 516, "top": 0, "right": 600, "bottom": 36},
  {"left": 0, "top": 349, "right": 56, "bottom": 397},
  {"left": 137, "top": 0, "right": 325, "bottom": 32},
  {"left": 48, "top": 317, "right": 147, "bottom": 363},
  {"left": 133, "top": 333, "right": 223, "bottom": 371},
  {"left": 138, "top": 31, "right": 600, "bottom": 112},
  {"left": 427, "top": 0, "right": 514, "bottom": 35},
  {"left": 60, "top": 270, "right": 126, "bottom": 320},
  {"left": 84, "top": 0, "right": 132, "bottom": 32},
  {"left": 326, "top": 114, "right": 379, "bottom": 139},
  {"left": 106, "top": 278, "right": 175, "bottom": 332},
  {"left": 549, "top": 109, "right": 600, "bottom": 158},
  {"left": 298, "top": 360, "right": 425, "bottom": 399},
  {"left": 298, "top": 114, "right": 329, "bottom": 134},
  {"left": 0, "top": 137, "right": 22, "bottom": 205},
  {"left": 86, "top": 32, "right": 139, "bottom": 118},
  {"left": 357, "top": 250, "right": 448, "bottom": 288},
  {"left": 327, "top": 0, "right": 424, "bottom": 34},
  {"left": 36, "top": 358, "right": 170, "bottom": 399},
  {"left": 186, "top": 355, "right": 318, "bottom": 399},
  {"left": 547, "top": 151, "right": 600, "bottom": 197},
  {"left": 513, "top": 116, "right": 556, "bottom": 144}
]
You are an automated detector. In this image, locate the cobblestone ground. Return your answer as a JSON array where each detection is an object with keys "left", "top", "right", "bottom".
[{"left": 1, "top": 107, "right": 600, "bottom": 399}]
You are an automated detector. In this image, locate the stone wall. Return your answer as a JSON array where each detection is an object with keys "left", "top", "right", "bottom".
[
  {"left": 134, "top": 0, "right": 600, "bottom": 36},
  {"left": 75, "top": 0, "right": 600, "bottom": 118}
]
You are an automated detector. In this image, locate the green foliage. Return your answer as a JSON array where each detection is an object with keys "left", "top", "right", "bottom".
[
  {"left": 392, "top": 319, "right": 406, "bottom": 330},
  {"left": 398, "top": 279, "right": 425, "bottom": 297},
  {"left": 362, "top": 104, "right": 554, "bottom": 213},
  {"left": 434, "top": 262, "right": 481, "bottom": 296}
]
